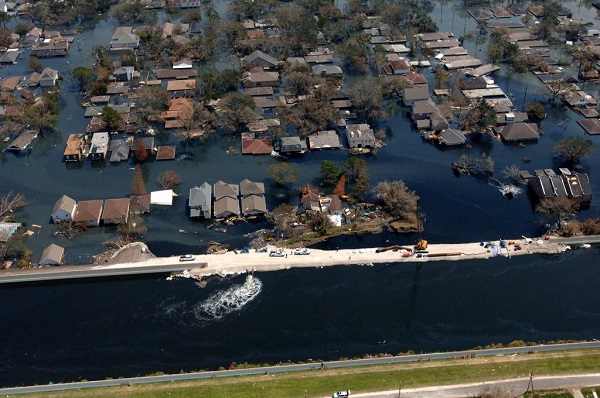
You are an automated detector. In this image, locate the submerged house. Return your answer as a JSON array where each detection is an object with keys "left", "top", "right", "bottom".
[
  {"left": 346, "top": 124, "right": 375, "bottom": 149},
  {"left": 38, "top": 243, "right": 65, "bottom": 266},
  {"left": 72, "top": 200, "right": 103, "bottom": 227},
  {"left": 101, "top": 198, "right": 130, "bottom": 225},
  {"left": 51, "top": 195, "right": 77, "bottom": 224},
  {"left": 213, "top": 180, "right": 240, "bottom": 219},
  {"left": 5, "top": 130, "right": 38, "bottom": 151},
  {"left": 529, "top": 169, "right": 592, "bottom": 204},
  {"left": 189, "top": 182, "right": 212, "bottom": 219},
  {"left": 89, "top": 132, "right": 109, "bottom": 161},
  {"left": 63, "top": 133, "right": 85, "bottom": 162},
  {"left": 494, "top": 122, "right": 539, "bottom": 142},
  {"left": 240, "top": 179, "right": 267, "bottom": 217}
]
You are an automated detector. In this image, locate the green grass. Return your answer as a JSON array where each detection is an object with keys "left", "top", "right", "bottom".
[{"left": 14, "top": 350, "right": 600, "bottom": 398}]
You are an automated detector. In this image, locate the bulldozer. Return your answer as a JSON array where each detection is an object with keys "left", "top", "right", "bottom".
[{"left": 415, "top": 239, "right": 428, "bottom": 250}]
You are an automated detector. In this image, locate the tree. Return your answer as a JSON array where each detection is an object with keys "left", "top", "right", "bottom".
[
  {"left": 218, "top": 92, "right": 258, "bottom": 133},
  {"left": 0, "top": 191, "right": 27, "bottom": 218},
  {"left": 72, "top": 66, "right": 94, "bottom": 92},
  {"left": 525, "top": 102, "right": 546, "bottom": 120},
  {"left": 554, "top": 137, "right": 595, "bottom": 164},
  {"left": 156, "top": 170, "right": 182, "bottom": 189},
  {"left": 459, "top": 98, "right": 496, "bottom": 134},
  {"left": 26, "top": 56, "right": 44, "bottom": 73},
  {"left": 133, "top": 138, "right": 148, "bottom": 163},
  {"left": 131, "top": 164, "right": 147, "bottom": 195},
  {"left": 267, "top": 163, "right": 298, "bottom": 186},
  {"left": 374, "top": 180, "right": 420, "bottom": 223},
  {"left": 266, "top": 203, "right": 297, "bottom": 238},
  {"left": 117, "top": 214, "right": 148, "bottom": 243},
  {"left": 536, "top": 197, "right": 579, "bottom": 228},
  {"left": 101, "top": 106, "right": 123, "bottom": 132},
  {"left": 136, "top": 85, "right": 170, "bottom": 124},
  {"left": 306, "top": 211, "right": 331, "bottom": 236},
  {"left": 343, "top": 157, "right": 369, "bottom": 200},
  {"left": 333, "top": 175, "right": 346, "bottom": 197},
  {"left": 545, "top": 78, "right": 572, "bottom": 104},
  {"left": 177, "top": 103, "right": 217, "bottom": 142},
  {"left": 319, "top": 160, "right": 341, "bottom": 187},
  {"left": 349, "top": 78, "right": 384, "bottom": 124}
]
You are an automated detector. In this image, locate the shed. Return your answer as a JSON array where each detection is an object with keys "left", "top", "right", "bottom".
[{"left": 38, "top": 243, "right": 65, "bottom": 266}]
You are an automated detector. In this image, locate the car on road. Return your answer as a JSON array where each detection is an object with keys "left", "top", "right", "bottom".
[
  {"left": 294, "top": 248, "right": 311, "bottom": 255},
  {"left": 269, "top": 249, "right": 285, "bottom": 257},
  {"left": 332, "top": 391, "right": 350, "bottom": 398},
  {"left": 179, "top": 254, "right": 195, "bottom": 261}
]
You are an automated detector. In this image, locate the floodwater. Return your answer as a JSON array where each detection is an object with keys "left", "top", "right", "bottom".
[{"left": 1, "top": 0, "right": 600, "bottom": 387}]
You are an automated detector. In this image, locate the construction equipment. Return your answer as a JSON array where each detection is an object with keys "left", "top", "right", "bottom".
[{"left": 415, "top": 239, "right": 428, "bottom": 250}]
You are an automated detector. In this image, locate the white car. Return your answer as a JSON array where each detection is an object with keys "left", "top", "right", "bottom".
[
  {"left": 269, "top": 249, "right": 285, "bottom": 257},
  {"left": 179, "top": 254, "right": 195, "bottom": 261},
  {"left": 294, "top": 248, "right": 311, "bottom": 255},
  {"left": 332, "top": 391, "right": 350, "bottom": 398}
]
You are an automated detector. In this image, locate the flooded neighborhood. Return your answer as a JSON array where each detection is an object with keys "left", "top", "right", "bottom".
[{"left": 2, "top": 0, "right": 600, "bottom": 388}]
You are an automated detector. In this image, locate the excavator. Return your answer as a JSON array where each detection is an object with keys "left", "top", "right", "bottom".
[{"left": 415, "top": 239, "right": 428, "bottom": 251}]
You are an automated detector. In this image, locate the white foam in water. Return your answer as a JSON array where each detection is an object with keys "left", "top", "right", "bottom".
[{"left": 196, "top": 275, "right": 262, "bottom": 319}]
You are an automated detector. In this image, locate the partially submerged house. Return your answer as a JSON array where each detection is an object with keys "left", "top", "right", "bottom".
[
  {"left": 189, "top": 182, "right": 212, "bottom": 219},
  {"left": 89, "top": 132, "right": 109, "bottom": 160},
  {"left": 63, "top": 133, "right": 85, "bottom": 162},
  {"left": 51, "top": 195, "right": 77, "bottom": 224},
  {"left": 5, "top": 130, "right": 38, "bottom": 152},
  {"left": 38, "top": 244, "right": 65, "bottom": 266},
  {"left": 101, "top": 198, "right": 130, "bottom": 225},
  {"left": 213, "top": 180, "right": 240, "bottom": 219},
  {"left": 72, "top": 200, "right": 103, "bottom": 227},
  {"left": 346, "top": 124, "right": 375, "bottom": 149},
  {"left": 494, "top": 123, "right": 539, "bottom": 142},
  {"left": 240, "top": 179, "right": 267, "bottom": 217},
  {"left": 529, "top": 169, "right": 592, "bottom": 204},
  {"left": 307, "top": 130, "right": 341, "bottom": 150},
  {"left": 241, "top": 50, "right": 279, "bottom": 69}
]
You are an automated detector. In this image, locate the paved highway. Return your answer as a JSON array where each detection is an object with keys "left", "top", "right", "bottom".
[{"left": 1, "top": 342, "right": 600, "bottom": 395}]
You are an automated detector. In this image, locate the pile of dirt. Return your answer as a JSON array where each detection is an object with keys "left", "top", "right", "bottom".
[{"left": 93, "top": 242, "right": 156, "bottom": 264}]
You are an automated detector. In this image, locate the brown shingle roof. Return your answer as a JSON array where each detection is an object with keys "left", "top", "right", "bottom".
[
  {"left": 73, "top": 200, "right": 103, "bottom": 223},
  {"left": 101, "top": 198, "right": 130, "bottom": 221},
  {"left": 156, "top": 146, "right": 176, "bottom": 160}
]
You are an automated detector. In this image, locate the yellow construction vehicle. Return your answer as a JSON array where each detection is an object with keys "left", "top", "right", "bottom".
[{"left": 415, "top": 239, "right": 428, "bottom": 250}]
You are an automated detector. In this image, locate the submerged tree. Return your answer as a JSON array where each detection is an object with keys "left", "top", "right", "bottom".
[
  {"left": 156, "top": 170, "right": 182, "bottom": 189},
  {"left": 267, "top": 163, "right": 298, "bottom": 186},
  {"left": 0, "top": 191, "right": 27, "bottom": 218},
  {"left": 319, "top": 160, "right": 341, "bottom": 187},
  {"left": 554, "top": 136, "right": 595, "bottom": 164},
  {"left": 374, "top": 180, "right": 420, "bottom": 223},
  {"left": 536, "top": 197, "right": 580, "bottom": 229}
]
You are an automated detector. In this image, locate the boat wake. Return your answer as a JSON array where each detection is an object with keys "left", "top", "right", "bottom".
[{"left": 194, "top": 275, "right": 262, "bottom": 320}]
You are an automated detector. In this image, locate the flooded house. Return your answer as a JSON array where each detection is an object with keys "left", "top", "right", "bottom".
[
  {"left": 213, "top": 181, "right": 240, "bottom": 219},
  {"left": 5, "top": 130, "right": 38, "bottom": 152},
  {"left": 38, "top": 244, "right": 65, "bottom": 266},
  {"left": 402, "top": 85, "right": 430, "bottom": 106},
  {"left": 529, "top": 169, "right": 592, "bottom": 204},
  {"left": 63, "top": 133, "right": 85, "bottom": 162},
  {"left": 51, "top": 195, "right": 77, "bottom": 224},
  {"left": 494, "top": 123, "right": 539, "bottom": 142},
  {"left": 89, "top": 132, "right": 109, "bottom": 161},
  {"left": 307, "top": 130, "right": 342, "bottom": 150},
  {"left": 346, "top": 124, "right": 375, "bottom": 149},
  {"left": 241, "top": 50, "right": 279, "bottom": 70},
  {"left": 73, "top": 200, "right": 104, "bottom": 227},
  {"left": 189, "top": 182, "right": 212, "bottom": 219},
  {"left": 240, "top": 179, "right": 267, "bottom": 217},
  {"left": 101, "top": 198, "right": 131, "bottom": 225}
]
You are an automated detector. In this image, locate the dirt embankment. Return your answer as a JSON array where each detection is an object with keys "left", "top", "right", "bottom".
[{"left": 93, "top": 242, "right": 156, "bottom": 265}]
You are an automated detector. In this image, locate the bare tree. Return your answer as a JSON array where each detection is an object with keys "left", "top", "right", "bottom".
[
  {"left": 374, "top": 180, "right": 420, "bottom": 223},
  {"left": 536, "top": 197, "right": 580, "bottom": 228},
  {"left": 156, "top": 170, "right": 182, "bottom": 189},
  {"left": 0, "top": 191, "right": 27, "bottom": 219}
]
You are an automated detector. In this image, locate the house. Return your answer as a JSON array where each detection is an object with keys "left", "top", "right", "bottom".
[
  {"left": 241, "top": 50, "right": 278, "bottom": 69},
  {"left": 23, "top": 72, "right": 40, "bottom": 87},
  {"left": 311, "top": 64, "right": 343, "bottom": 77},
  {"left": 244, "top": 87, "right": 273, "bottom": 97},
  {"left": 529, "top": 169, "right": 592, "bottom": 203},
  {"left": 412, "top": 99, "right": 439, "bottom": 121},
  {"left": 189, "top": 182, "right": 212, "bottom": 219},
  {"left": 242, "top": 71, "right": 279, "bottom": 88},
  {"left": 113, "top": 66, "right": 139, "bottom": 82},
  {"left": 0, "top": 222, "right": 20, "bottom": 243},
  {"left": 23, "top": 27, "right": 42, "bottom": 45},
  {"left": 173, "top": 58, "right": 193, "bottom": 69},
  {"left": 403, "top": 71, "right": 427, "bottom": 85},
  {"left": 494, "top": 122, "right": 539, "bottom": 142},
  {"left": 31, "top": 38, "right": 70, "bottom": 57},
  {"left": 496, "top": 111, "right": 528, "bottom": 125},
  {"left": 459, "top": 76, "right": 488, "bottom": 90},
  {"left": 346, "top": 124, "right": 375, "bottom": 149},
  {"left": 101, "top": 198, "right": 130, "bottom": 224},
  {"left": 386, "top": 59, "right": 410, "bottom": 75},
  {"left": 166, "top": 79, "right": 196, "bottom": 97},
  {"left": 73, "top": 200, "right": 103, "bottom": 227},
  {"left": 578, "top": 118, "right": 600, "bottom": 135},
  {"left": 402, "top": 85, "right": 430, "bottom": 106},
  {"left": 0, "top": 49, "right": 21, "bottom": 64},
  {"left": 154, "top": 69, "right": 198, "bottom": 80},
  {"left": 564, "top": 90, "right": 598, "bottom": 107},
  {"left": 432, "top": 128, "right": 466, "bottom": 146},
  {"left": 156, "top": 146, "right": 176, "bottom": 160},
  {"left": 278, "top": 136, "right": 305, "bottom": 154},
  {"left": 307, "top": 130, "right": 341, "bottom": 150},
  {"left": 108, "top": 139, "right": 131, "bottom": 163},
  {"left": 298, "top": 183, "right": 321, "bottom": 213},
  {"left": 110, "top": 27, "right": 140, "bottom": 49},
  {"left": 63, "top": 133, "right": 85, "bottom": 162},
  {"left": 168, "top": 0, "right": 201, "bottom": 7},
  {"left": 6, "top": 130, "right": 38, "bottom": 151},
  {"left": 130, "top": 194, "right": 151, "bottom": 214},
  {"left": 240, "top": 179, "right": 267, "bottom": 216},
  {"left": 1, "top": 76, "right": 20, "bottom": 91},
  {"left": 39, "top": 67, "right": 59, "bottom": 87},
  {"left": 89, "top": 132, "right": 109, "bottom": 160},
  {"left": 38, "top": 243, "right": 65, "bottom": 266},
  {"left": 213, "top": 180, "right": 240, "bottom": 218},
  {"left": 51, "top": 195, "right": 77, "bottom": 224},
  {"left": 241, "top": 133, "right": 273, "bottom": 154}
]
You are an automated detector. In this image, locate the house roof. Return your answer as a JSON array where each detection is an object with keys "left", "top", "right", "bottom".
[
  {"left": 495, "top": 122, "right": 539, "bottom": 141},
  {"left": 166, "top": 79, "right": 196, "bottom": 91},
  {"left": 6, "top": 130, "right": 39, "bottom": 151},
  {"left": 39, "top": 243, "right": 64, "bottom": 265},
  {"left": 39, "top": 67, "right": 58, "bottom": 81},
  {"left": 578, "top": 118, "right": 600, "bottom": 135},
  {"left": 102, "top": 198, "right": 130, "bottom": 221},
  {"left": 0, "top": 222, "right": 20, "bottom": 242},
  {"left": 156, "top": 146, "right": 176, "bottom": 160},
  {"left": 64, "top": 133, "right": 84, "bottom": 157},
  {"left": 73, "top": 200, "right": 103, "bottom": 222},
  {"left": 241, "top": 194, "right": 267, "bottom": 214},
  {"left": 0, "top": 49, "right": 21, "bottom": 63},
  {"left": 403, "top": 71, "right": 427, "bottom": 84},
  {"left": 108, "top": 139, "right": 130, "bottom": 162},
  {"left": 308, "top": 130, "right": 341, "bottom": 149},
  {"left": 130, "top": 194, "right": 151, "bottom": 214},
  {"left": 53, "top": 194, "right": 76, "bottom": 214},
  {"left": 403, "top": 85, "right": 430, "bottom": 101},
  {"left": 412, "top": 99, "right": 438, "bottom": 115},
  {"left": 214, "top": 180, "right": 239, "bottom": 199},
  {"left": 438, "top": 128, "right": 466, "bottom": 146},
  {"left": 189, "top": 182, "right": 212, "bottom": 216},
  {"left": 214, "top": 196, "right": 240, "bottom": 217},
  {"left": 241, "top": 135, "right": 273, "bottom": 154},
  {"left": 242, "top": 50, "right": 278, "bottom": 68},
  {"left": 240, "top": 179, "right": 265, "bottom": 196},
  {"left": 346, "top": 124, "right": 375, "bottom": 140},
  {"left": 154, "top": 69, "right": 198, "bottom": 80},
  {"left": 244, "top": 86, "right": 274, "bottom": 96},
  {"left": 312, "top": 64, "right": 343, "bottom": 76},
  {"left": 242, "top": 71, "right": 279, "bottom": 83},
  {"left": 1, "top": 76, "right": 20, "bottom": 90}
]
